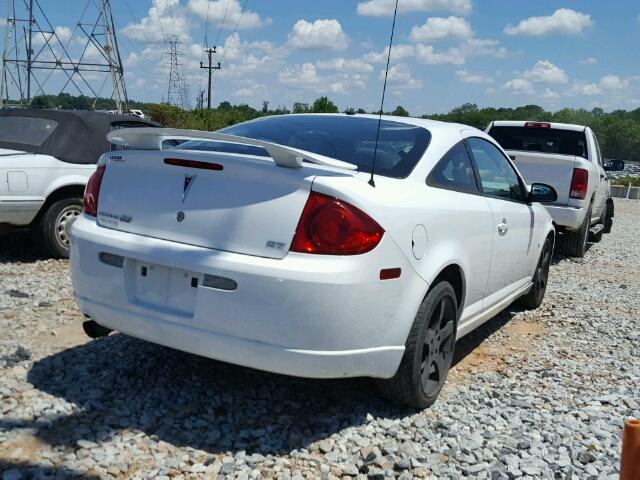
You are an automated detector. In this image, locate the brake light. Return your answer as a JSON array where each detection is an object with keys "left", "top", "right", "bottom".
[
  {"left": 291, "top": 192, "right": 384, "bottom": 255},
  {"left": 524, "top": 122, "right": 551, "bottom": 128},
  {"left": 570, "top": 168, "right": 588, "bottom": 199},
  {"left": 83, "top": 164, "right": 106, "bottom": 217}
]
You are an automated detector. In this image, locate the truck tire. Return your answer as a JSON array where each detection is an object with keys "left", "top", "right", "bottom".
[
  {"left": 377, "top": 281, "right": 457, "bottom": 409},
  {"left": 603, "top": 199, "right": 614, "bottom": 234},
  {"left": 35, "top": 197, "right": 83, "bottom": 259},
  {"left": 558, "top": 204, "right": 591, "bottom": 258}
]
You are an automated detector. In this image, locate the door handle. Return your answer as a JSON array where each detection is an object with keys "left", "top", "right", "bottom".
[{"left": 497, "top": 218, "right": 508, "bottom": 235}]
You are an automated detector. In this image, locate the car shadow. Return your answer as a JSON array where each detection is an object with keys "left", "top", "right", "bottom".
[
  {"left": 0, "top": 461, "right": 99, "bottom": 479},
  {"left": 16, "top": 308, "right": 521, "bottom": 457},
  {"left": 0, "top": 229, "right": 46, "bottom": 263}
]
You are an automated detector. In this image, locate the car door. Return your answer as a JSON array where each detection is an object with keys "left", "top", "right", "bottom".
[
  {"left": 591, "top": 130, "right": 608, "bottom": 221},
  {"left": 425, "top": 140, "right": 494, "bottom": 321},
  {"left": 465, "top": 136, "right": 537, "bottom": 306}
]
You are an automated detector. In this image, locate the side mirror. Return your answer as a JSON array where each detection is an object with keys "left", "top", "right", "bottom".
[
  {"left": 529, "top": 183, "right": 558, "bottom": 203},
  {"left": 604, "top": 159, "right": 625, "bottom": 171}
]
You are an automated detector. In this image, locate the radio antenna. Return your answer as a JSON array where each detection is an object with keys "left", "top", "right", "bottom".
[{"left": 368, "top": 0, "right": 399, "bottom": 188}]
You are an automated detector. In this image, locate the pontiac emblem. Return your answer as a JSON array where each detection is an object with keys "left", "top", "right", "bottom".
[{"left": 182, "top": 175, "right": 196, "bottom": 202}]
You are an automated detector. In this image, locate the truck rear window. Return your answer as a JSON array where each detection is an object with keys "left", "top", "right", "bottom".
[{"left": 488, "top": 126, "right": 588, "bottom": 159}]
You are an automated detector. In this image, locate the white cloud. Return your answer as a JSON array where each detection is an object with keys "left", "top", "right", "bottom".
[
  {"left": 523, "top": 60, "right": 568, "bottom": 84},
  {"left": 316, "top": 58, "right": 373, "bottom": 73},
  {"left": 409, "top": 16, "right": 473, "bottom": 42},
  {"left": 287, "top": 19, "right": 349, "bottom": 51},
  {"left": 415, "top": 44, "right": 465, "bottom": 65},
  {"left": 501, "top": 78, "right": 535, "bottom": 94},
  {"left": 357, "top": 0, "right": 472, "bottom": 16},
  {"left": 579, "top": 57, "right": 598, "bottom": 65},
  {"left": 504, "top": 8, "right": 593, "bottom": 36},
  {"left": 381, "top": 63, "right": 424, "bottom": 94},
  {"left": 122, "top": 0, "right": 191, "bottom": 43},
  {"left": 362, "top": 44, "right": 415, "bottom": 63},
  {"left": 31, "top": 25, "right": 73, "bottom": 47},
  {"left": 278, "top": 62, "right": 366, "bottom": 94},
  {"left": 455, "top": 70, "right": 494, "bottom": 84},
  {"left": 457, "top": 38, "right": 507, "bottom": 58},
  {"left": 540, "top": 88, "right": 560, "bottom": 99},
  {"left": 570, "top": 82, "right": 601, "bottom": 96},
  {"left": 187, "top": 0, "right": 271, "bottom": 29},
  {"left": 598, "top": 74, "right": 628, "bottom": 90}
]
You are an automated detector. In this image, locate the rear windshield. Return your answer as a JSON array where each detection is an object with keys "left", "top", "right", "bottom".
[
  {"left": 0, "top": 116, "right": 58, "bottom": 146},
  {"left": 210, "top": 115, "right": 431, "bottom": 178},
  {"left": 488, "top": 126, "right": 588, "bottom": 159}
]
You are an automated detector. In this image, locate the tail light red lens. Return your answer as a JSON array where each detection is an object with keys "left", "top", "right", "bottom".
[
  {"left": 291, "top": 192, "right": 384, "bottom": 255},
  {"left": 569, "top": 168, "right": 588, "bottom": 199},
  {"left": 83, "top": 164, "right": 106, "bottom": 217}
]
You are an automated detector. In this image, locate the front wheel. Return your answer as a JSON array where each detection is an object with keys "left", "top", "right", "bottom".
[
  {"left": 377, "top": 281, "right": 458, "bottom": 409},
  {"left": 35, "top": 197, "right": 83, "bottom": 259},
  {"left": 518, "top": 237, "right": 553, "bottom": 310}
]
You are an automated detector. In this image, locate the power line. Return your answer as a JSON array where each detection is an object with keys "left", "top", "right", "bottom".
[{"left": 214, "top": 0, "right": 231, "bottom": 47}]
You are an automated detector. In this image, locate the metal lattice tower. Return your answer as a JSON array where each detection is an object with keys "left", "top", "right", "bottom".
[
  {"left": 165, "top": 34, "right": 184, "bottom": 108},
  {"left": 0, "top": 0, "right": 128, "bottom": 111}
]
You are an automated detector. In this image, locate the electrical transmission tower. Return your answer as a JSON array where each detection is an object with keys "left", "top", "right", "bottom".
[
  {"left": 1, "top": 0, "right": 128, "bottom": 111},
  {"left": 164, "top": 34, "right": 190, "bottom": 110}
]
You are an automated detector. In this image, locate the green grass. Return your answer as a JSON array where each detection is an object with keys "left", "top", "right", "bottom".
[{"left": 611, "top": 175, "right": 640, "bottom": 187}]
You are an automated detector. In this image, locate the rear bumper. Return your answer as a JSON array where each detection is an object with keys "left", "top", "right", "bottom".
[
  {"left": 70, "top": 215, "right": 426, "bottom": 379},
  {"left": 545, "top": 205, "right": 587, "bottom": 230}
]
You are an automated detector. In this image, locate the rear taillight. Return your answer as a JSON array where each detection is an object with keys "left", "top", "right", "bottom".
[
  {"left": 83, "top": 164, "right": 106, "bottom": 217},
  {"left": 569, "top": 168, "right": 588, "bottom": 200},
  {"left": 290, "top": 192, "right": 384, "bottom": 255}
]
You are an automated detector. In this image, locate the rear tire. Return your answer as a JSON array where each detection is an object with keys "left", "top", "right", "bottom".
[
  {"left": 518, "top": 237, "right": 552, "bottom": 310},
  {"left": 35, "top": 197, "right": 82, "bottom": 259},
  {"left": 558, "top": 204, "right": 591, "bottom": 258},
  {"left": 377, "top": 281, "right": 457, "bottom": 409},
  {"left": 603, "top": 200, "right": 614, "bottom": 234}
]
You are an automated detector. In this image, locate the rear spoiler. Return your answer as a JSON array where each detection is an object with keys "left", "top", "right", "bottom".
[{"left": 107, "top": 127, "right": 357, "bottom": 171}]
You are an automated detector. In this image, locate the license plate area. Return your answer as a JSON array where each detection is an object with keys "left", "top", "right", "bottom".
[{"left": 130, "top": 261, "right": 199, "bottom": 317}]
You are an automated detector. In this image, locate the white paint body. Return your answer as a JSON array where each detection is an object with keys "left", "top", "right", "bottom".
[
  {"left": 70, "top": 115, "right": 554, "bottom": 379},
  {"left": 486, "top": 121, "right": 609, "bottom": 230},
  {"left": 0, "top": 149, "right": 95, "bottom": 225}
]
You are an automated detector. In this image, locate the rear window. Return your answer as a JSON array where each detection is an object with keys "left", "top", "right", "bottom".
[
  {"left": 488, "top": 126, "right": 588, "bottom": 159},
  {"left": 217, "top": 115, "right": 431, "bottom": 178},
  {"left": 0, "top": 116, "right": 58, "bottom": 146}
]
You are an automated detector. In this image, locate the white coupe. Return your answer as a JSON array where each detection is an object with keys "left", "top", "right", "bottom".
[{"left": 70, "top": 114, "right": 556, "bottom": 408}]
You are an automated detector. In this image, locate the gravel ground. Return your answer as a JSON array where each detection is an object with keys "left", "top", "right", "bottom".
[{"left": 1, "top": 201, "right": 639, "bottom": 479}]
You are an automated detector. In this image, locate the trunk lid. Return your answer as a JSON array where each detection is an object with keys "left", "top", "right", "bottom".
[
  {"left": 506, "top": 150, "right": 576, "bottom": 205},
  {"left": 97, "top": 150, "right": 345, "bottom": 259}
]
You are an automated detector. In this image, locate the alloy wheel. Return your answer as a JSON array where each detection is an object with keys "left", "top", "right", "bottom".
[
  {"left": 421, "top": 296, "right": 456, "bottom": 396},
  {"left": 55, "top": 205, "right": 82, "bottom": 250}
]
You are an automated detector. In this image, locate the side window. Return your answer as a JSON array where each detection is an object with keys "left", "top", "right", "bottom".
[
  {"left": 466, "top": 137, "right": 526, "bottom": 202},
  {"left": 427, "top": 142, "right": 478, "bottom": 194},
  {"left": 593, "top": 133, "right": 603, "bottom": 166}
]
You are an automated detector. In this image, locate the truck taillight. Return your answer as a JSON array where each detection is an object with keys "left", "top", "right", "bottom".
[
  {"left": 291, "top": 192, "right": 384, "bottom": 255},
  {"left": 569, "top": 168, "right": 588, "bottom": 200},
  {"left": 83, "top": 164, "right": 106, "bottom": 217}
]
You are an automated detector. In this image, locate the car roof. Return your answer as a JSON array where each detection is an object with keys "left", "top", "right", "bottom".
[
  {"left": 0, "top": 108, "right": 159, "bottom": 164},
  {"left": 489, "top": 120, "right": 587, "bottom": 132}
]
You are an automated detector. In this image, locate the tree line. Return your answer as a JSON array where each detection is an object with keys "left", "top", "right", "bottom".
[{"left": 21, "top": 93, "right": 640, "bottom": 162}]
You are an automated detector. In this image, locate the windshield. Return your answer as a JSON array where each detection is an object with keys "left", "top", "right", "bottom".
[
  {"left": 488, "top": 125, "right": 588, "bottom": 159},
  {"left": 179, "top": 115, "right": 431, "bottom": 178}
]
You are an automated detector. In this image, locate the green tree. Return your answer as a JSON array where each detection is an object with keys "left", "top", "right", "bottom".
[
  {"left": 392, "top": 105, "right": 409, "bottom": 117},
  {"left": 311, "top": 96, "right": 339, "bottom": 113}
]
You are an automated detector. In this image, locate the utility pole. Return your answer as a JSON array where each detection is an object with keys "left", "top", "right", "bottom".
[
  {"left": 200, "top": 47, "right": 221, "bottom": 109},
  {"left": 26, "top": 0, "right": 34, "bottom": 101},
  {"left": 196, "top": 90, "right": 205, "bottom": 109}
]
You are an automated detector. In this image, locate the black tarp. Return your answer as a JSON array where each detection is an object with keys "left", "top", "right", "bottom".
[{"left": 0, "top": 109, "right": 159, "bottom": 164}]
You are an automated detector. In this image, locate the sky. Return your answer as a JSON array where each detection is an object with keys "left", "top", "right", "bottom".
[{"left": 1, "top": 0, "right": 639, "bottom": 115}]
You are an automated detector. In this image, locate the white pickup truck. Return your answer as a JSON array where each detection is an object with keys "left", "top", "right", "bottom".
[
  {"left": 486, "top": 121, "right": 624, "bottom": 257},
  {"left": 0, "top": 108, "right": 157, "bottom": 257}
]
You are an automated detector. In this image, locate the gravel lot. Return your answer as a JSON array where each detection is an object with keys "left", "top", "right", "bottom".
[{"left": 1, "top": 201, "right": 639, "bottom": 479}]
